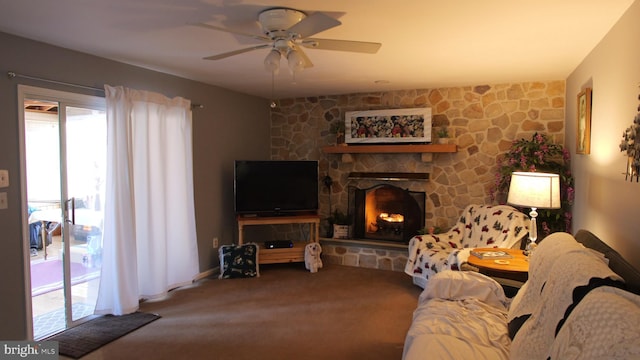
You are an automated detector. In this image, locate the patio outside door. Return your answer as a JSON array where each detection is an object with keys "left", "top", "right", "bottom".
[{"left": 20, "top": 85, "right": 106, "bottom": 340}]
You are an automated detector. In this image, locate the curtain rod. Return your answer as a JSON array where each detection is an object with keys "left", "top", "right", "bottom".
[
  {"left": 7, "top": 71, "right": 203, "bottom": 109},
  {"left": 8, "top": 71, "right": 104, "bottom": 92}
]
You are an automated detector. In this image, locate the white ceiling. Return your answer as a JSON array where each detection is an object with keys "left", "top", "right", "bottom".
[{"left": 0, "top": 0, "right": 634, "bottom": 99}]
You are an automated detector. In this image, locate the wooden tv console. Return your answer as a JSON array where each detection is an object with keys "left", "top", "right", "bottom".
[{"left": 237, "top": 214, "right": 320, "bottom": 264}]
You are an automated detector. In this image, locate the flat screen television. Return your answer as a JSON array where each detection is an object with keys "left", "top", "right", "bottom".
[{"left": 234, "top": 160, "right": 319, "bottom": 216}]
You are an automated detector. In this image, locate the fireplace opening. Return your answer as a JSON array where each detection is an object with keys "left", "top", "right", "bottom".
[{"left": 349, "top": 184, "right": 425, "bottom": 243}]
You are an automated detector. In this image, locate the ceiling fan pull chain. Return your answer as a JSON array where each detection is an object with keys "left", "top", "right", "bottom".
[{"left": 270, "top": 71, "right": 277, "bottom": 109}]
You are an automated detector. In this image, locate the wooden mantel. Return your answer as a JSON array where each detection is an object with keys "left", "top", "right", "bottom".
[{"left": 321, "top": 144, "right": 456, "bottom": 162}]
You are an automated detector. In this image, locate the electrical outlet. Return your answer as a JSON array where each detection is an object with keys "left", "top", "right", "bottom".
[
  {"left": 0, "top": 170, "right": 8, "bottom": 188},
  {"left": 212, "top": 237, "right": 219, "bottom": 248},
  {"left": 0, "top": 192, "right": 7, "bottom": 209}
]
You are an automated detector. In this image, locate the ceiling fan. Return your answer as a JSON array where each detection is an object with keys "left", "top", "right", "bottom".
[{"left": 193, "top": 7, "right": 382, "bottom": 74}]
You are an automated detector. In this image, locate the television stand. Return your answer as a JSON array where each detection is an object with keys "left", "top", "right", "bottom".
[{"left": 237, "top": 214, "right": 320, "bottom": 264}]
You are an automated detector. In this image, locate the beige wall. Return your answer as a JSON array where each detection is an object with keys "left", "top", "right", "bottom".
[
  {"left": 271, "top": 82, "right": 565, "bottom": 236},
  {"left": 566, "top": 0, "right": 640, "bottom": 267},
  {"left": 0, "top": 32, "right": 270, "bottom": 339}
]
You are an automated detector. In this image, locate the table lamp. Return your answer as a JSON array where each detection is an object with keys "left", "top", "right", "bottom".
[{"left": 507, "top": 172, "right": 561, "bottom": 253}]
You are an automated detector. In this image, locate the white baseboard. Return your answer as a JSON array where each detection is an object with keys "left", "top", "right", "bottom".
[{"left": 194, "top": 267, "right": 219, "bottom": 281}]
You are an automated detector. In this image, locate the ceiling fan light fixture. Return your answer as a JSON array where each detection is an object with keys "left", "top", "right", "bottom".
[
  {"left": 197, "top": 6, "right": 382, "bottom": 80},
  {"left": 264, "top": 49, "right": 281, "bottom": 73},
  {"left": 287, "top": 49, "right": 305, "bottom": 74}
]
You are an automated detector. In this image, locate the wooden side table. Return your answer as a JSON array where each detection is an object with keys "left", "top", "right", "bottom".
[{"left": 467, "top": 248, "right": 529, "bottom": 288}]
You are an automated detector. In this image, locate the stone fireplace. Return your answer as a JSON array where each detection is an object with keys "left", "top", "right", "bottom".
[
  {"left": 349, "top": 183, "right": 425, "bottom": 243},
  {"left": 269, "top": 81, "right": 566, "bottom": 272}
]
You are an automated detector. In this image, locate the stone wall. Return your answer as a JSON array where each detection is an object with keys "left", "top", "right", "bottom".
[{"left": 270, "top": 81, "right": 565, "bottom": 270}]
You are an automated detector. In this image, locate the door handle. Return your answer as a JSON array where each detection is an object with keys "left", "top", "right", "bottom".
[{"left": 65, "top": 197, "right": 76, "bottom": 225}]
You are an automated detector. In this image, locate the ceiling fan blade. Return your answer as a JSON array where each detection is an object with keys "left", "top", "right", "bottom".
[
  {"left": 301, "top": 38, "right": 382, "bottom": 54},
  {"left": 287, "top": 12, "right": 341, "bottom": 39},
  {"left": 203, "top": 44, "right": 270, "bottom": 60},
  {"left": 191, "top": 22, "right": 270, "bottom": 42}
]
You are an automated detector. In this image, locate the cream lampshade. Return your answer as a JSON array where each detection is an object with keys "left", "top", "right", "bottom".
[{"left": 507, "top": 172, "right": 561, "bottom": 252}]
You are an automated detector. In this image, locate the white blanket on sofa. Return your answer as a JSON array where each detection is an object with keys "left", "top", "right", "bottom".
[
  {"left": 403, "top": 270, "right": 511, "bottom": 360},
  {"left": 508, "top": 233, "right": 624, "bottom": 360},
  {"left": 508, "top": 232, "right": 585, "bottom": 321},
  {"left": 550, "top": 286, "right": 640, "bottom": 359}
]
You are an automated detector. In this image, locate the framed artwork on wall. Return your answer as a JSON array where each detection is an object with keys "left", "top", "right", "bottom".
[
  {"left": 576, "top": 88, "right": 592, "bottom": 154},
  {"left": 345, "top": 108, "right": 432, "bottom": 144}
]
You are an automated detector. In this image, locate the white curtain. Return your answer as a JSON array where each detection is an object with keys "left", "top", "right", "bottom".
[{"left": 95, "top": 85, "right": 199, "bottom": 315}]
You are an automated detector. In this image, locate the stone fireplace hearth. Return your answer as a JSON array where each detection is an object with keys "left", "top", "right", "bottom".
[{"left": 320, "top": 238, "right": 409, "bottom": 272}]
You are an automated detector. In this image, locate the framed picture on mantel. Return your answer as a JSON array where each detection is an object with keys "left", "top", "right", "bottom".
[{"left": 345, "top": 107, "right": 432, "bottom": 144}]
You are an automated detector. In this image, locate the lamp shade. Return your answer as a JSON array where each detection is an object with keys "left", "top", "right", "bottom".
[{"left": 507, "top": 172, "right": 561, "bottom": 209}]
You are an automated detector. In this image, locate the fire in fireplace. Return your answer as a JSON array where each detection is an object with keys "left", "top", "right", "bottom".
[{"left": 349, "top": 184, "right": 425, "bottom": 243}]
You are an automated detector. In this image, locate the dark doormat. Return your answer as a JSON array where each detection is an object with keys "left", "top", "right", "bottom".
[{"left": 45, "top": 311, "right": 161, "bottom": 359}]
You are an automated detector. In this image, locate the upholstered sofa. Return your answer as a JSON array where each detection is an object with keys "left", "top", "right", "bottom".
[
  {"left": 404, "top": 204, "right": 529, "bottom": 288},
  {"left": 402, "top": 230, "right": 640, "bottom": 360}
]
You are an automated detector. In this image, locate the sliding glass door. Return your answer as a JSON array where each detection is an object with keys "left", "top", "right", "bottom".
[{"left": 19, "top": 85, "right": 106, "bottom": 340}]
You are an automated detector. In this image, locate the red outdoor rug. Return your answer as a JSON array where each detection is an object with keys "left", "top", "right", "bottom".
[{"left": 30, "top": 259, "right": 100, "bottom": 296}]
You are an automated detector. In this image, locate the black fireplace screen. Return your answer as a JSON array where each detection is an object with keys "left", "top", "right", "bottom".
[{"left": 349, "top": 184, "right": 425, "bottom": 243}]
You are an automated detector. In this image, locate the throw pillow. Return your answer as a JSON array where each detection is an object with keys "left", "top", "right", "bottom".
[{"left": 219, "top": 243, "right": 259, "bottom": 279}]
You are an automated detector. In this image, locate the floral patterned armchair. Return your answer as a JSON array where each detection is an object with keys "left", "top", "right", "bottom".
[{"left": 404, "top": 204, "right": 529, "bottom": 288}]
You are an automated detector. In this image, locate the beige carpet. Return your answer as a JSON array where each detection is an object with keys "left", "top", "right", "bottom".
[{"left": 68, "top": 263, "right": 422, "bottom": 360}]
